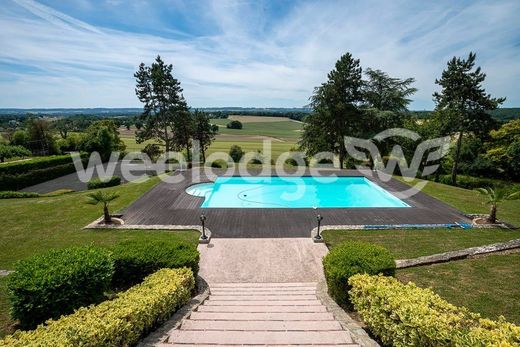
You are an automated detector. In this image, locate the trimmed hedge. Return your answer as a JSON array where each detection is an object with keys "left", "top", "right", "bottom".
[
  {"left": 437, "top": 174, "right": 511, "bottom": 190},
  {"left": 322, "top": 241, "right": 395, "bottom": 309},
  {"left": 111, "top": 239, "right": 199, "bottom": 289},
  {"left": 0, "top": 268, "right": 194, "bottom": 347},
  {"left": 349, "top": 274, "right": 520, "bottom": 346},
  {"left": 87, "top": 176, "right": 121, "bottom": 190},
  {"left": 7, "top": 246, "right": 114, "bottom": 329},
  {"left": 0, "top": 155, "right": 77, "bottom": 176},
  {"left": 0, "top": 191, "right": 40, "bottom": 199},
  {"left": 0, "top": 159, "right": 88, "bottom": 191}
]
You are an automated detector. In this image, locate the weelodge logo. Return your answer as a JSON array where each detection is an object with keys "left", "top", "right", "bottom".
[{"left": 345, "top": 128, "right": 451, "bottom": 199}]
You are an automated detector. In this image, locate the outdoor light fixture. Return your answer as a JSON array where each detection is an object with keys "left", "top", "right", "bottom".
[
  {"left": 200, "top": 213, "right": 208, "bottom": 240},
  {"left": 314, "top": 214, "right": 323, "bottom": 241}
]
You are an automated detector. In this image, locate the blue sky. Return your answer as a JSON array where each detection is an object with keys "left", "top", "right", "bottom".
[{"left": 0, "top": 0, "right": 519, "bottom": 109}]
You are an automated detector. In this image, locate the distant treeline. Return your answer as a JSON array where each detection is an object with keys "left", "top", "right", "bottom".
[{"left": 412, "top": 108, "right": 520, "bottom": 122}]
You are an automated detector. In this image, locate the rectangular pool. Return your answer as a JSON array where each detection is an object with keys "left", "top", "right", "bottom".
[{"left": 196, "top": 176, "right": 410, "bottom": 208}]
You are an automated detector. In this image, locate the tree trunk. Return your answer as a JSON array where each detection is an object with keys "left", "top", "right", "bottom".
[
  {"left": 338, "top": 141, "right": 345, "bottom": 169},
  {"left": 201, "top": 147, "right": 206, "bottom": 163},
  {"left": 451, "top": 131, "right": 463, "bottom": 185},
  {"left": 489, "top": 203, "right": 497, "bottom": 224},
  {"left": 103, "top": 204, "right": 111, "bottom": 224}
]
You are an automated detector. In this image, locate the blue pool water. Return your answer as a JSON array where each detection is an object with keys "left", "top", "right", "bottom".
[{"left": 186, "top": 176, "right": 410, "bottom": 208}]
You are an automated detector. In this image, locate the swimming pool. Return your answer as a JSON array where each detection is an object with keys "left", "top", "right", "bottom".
[{"left": 186, "top": 176, "right": 410, "bottom": 208}]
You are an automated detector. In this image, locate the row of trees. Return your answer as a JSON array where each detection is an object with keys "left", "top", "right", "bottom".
[
  {"left": 134, "top": 56, "right": 218, "bottom": 162},
  {"left": 300, "top": 51, "right": 509, "bottom": 183}
]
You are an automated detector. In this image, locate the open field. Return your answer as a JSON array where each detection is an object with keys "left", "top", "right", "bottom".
[
  {"left": 0, "top": 178, "right": 198, "bottom": 336},
  {"left": 227, "top": 115, "right": 299, "bottom": 123},
  {"left": 210, "top": 118, "right": 302, "bottom": 140}
]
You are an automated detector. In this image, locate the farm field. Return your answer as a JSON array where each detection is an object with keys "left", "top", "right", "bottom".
[{"left": 119, "top": 115, "right": 302, "bottom": 161}]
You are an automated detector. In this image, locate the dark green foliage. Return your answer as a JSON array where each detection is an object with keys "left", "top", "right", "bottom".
[
  {"left": 193, "top": 110, "right": 217, "bottom": 162},
  {"left": 0, "top": 159, "right": 88, "bottom": 191},
  {"left": 210, "top": 160, "right": 227, "bottom": 168},
  {"left": 433, "top": 52, "right": 505, "bottom": 184},
  {"left": 79, "top": 120, "right": 125, "bottom": 161},
  {"left": 141, "top": 143, "right": 163, "bottom": 162},
  {"left": 25, "top": 118, "right": 59, "bottom": 155},
  {"left": 0, "top": 154, "right": 78, "bottom": 176},
  {"left": 0, "top": 191, "right": 40, "bottom": 199},
  {"left": 7, "top": 245, "right": 114, "bottom": 329},
  {"left": 226, "top": 120, "right": 243, "bottom": 129},
  {"left": 110, "top": 239, "right": 199, "bottom": 289},
  {"left": 10, "top": 130, "right": 29, "bottom": 148},
  {"left": 135, "top": 56, "right": 191, "bottom": 154},
  {"left": 323, "top": 241, "right": 395, "bottom": 309},
  {"left": 437, "top": 175, "right": 512, "bottom": 190},
  {"left": 87, "top": 176, "right": 121, "bottom": 190},
  {"left": 0, "top": 144, "right": 31, "bottom": 163},
  {"left": 362, "top": 68, "right": 417, "bottom": 112},
  {"left": 229, "top": 145, "right": 244, "bottom": 162}
]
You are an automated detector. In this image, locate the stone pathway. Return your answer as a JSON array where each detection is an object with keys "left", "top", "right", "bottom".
[{"left": 163, "top": 282, "right": 359, "bottom": 346}]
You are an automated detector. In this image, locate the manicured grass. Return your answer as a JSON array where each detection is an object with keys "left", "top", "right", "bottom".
[
  {"left": 322, "top": 228, "right": 520, "bottom": 259},
  {"left": 397, "top": 252, "right": 520, "bottom": 324},
  {"left": 0, "top": 177, "right": 198, "bottom": 337},
  {"left": 395, "top": 176, "right": 520, "bottom": 226}
]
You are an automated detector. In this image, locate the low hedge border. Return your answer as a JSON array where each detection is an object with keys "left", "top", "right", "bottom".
[
  {"left": 322, "top": 241, "right": 395, "bottom": 309},
  {"left": 111, "top": 239, "right": 199, "bottom": 289},
  {"left": 349, "top": 274, "right": 520, "bottom": 346},
  {"left": 0, "top": 191, "right": 40, "bottom": 199},
  {"left": 0, "top": 158, "right": 89, "bottom": 191},
  {"left": 87, "top": 176, "right": 122, "bottom": 190},
  {"left": 0, "top": 154, "right": 84, "bottom": 176},
  {"left": 0, "top": 268, "right": 195, "bottom": 347}
]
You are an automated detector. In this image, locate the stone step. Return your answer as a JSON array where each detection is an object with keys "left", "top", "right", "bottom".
[
  {"left": 189, "top": 312, "right": 335, "bottom": 321},
  {"left": 210, "top": 282, "right": 317, "bottom": 288},
  {"left": 181, "top": 319, "right": 343, "bottom": 331},
  {"left": 166, "top": 344, "right": 357, "bottom": 347},
  {"left": 210, "top": 287, "right": 317, "bottom": 293},
  {"left": 168, "top": 330, "right": 354, "bottom": 345},
  {"left": 206, "top": 295, "right": 317, "bottom": 301},
  {"left": 205, "top": 299, "right": 323, "bottom": 306},
  {"left": 210, "top": 289, "right": 317, "bottom": 295},
  {"left": 197, "top": 305, "right": 327, "bottom": 313}
]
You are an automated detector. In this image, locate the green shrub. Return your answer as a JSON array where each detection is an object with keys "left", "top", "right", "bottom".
[
  {"left": 0, "top": 144, "right": 31, "bottom": 163},
  {"left": 7, "top": 246, "right": 114, "bottom": 329},
  {"left": 226, "top": 120, "right": 243, "bottom": 129},
  {"left": 111, "top": 239, "right": 199, "bottom": 289},
  {"left": 322, "top": 241, "right": 395, "bottom": 309},
  {"left": 87, "top": 176, "right": 121, "bottom": 190},
  {"left": 0, "top": 268, "right": 194, "bottom": 347},
  {"left": 210, "top": 160, "right": 227, "bottom": 168},
  {"left": 0, "top": 154, "right": 79, "bottom": 176},
  {"left": 0, "top": 191, "right": 40, "bottom": 199},
  {"left": 438, "top": 174, "right": 508, "bottom": 190},
  {"left": 0, "top": 157, "right": 89, "bottom": 191},
  {"left": 229, "top": 145, "right": 244, "bottom": 163},
  {"left": 349, "top": 274, "right": 520, "bottom": 346}
]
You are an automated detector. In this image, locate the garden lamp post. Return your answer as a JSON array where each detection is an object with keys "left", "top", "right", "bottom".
[
  {"left": 314, "top": 214, "right": 323, "bottom": 241},
  {"left": 200, "top": 213, "right": 208, "bottom": 240}
]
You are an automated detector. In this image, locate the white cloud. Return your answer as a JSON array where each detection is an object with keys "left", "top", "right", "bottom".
[{"left": 0, "top": 0, "right": 519, "bottom": 108}]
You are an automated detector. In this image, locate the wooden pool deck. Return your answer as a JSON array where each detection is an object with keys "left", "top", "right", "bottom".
[{"left": 121, "top": 169, "right": 472, "bottom": 238}]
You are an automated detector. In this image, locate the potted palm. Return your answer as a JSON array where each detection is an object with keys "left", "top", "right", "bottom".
[
  {"left": 86, "top": 191, "right": 120, "bottom": 224},
  {"left": 474, "top": 187, "right": 520, "bottom": 224}
]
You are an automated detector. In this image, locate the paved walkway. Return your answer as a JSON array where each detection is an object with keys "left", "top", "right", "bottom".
[
  {"left": 163, "top": 282, "right": 359, "bottom": 346},
  {"left": 198, "top": 238, "right": 328, "bottom": 283}
]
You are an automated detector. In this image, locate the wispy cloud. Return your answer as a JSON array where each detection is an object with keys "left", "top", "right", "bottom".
[{"left": 0, "top": 0, "right": 519, "bottom": 108}]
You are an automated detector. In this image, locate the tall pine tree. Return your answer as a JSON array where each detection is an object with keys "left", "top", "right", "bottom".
[
  {"left": 433, "top": 52, "right": 504, "bottom": 184},
  {"left": 134, "top": 56, "right": 191, "bottom": 156}
]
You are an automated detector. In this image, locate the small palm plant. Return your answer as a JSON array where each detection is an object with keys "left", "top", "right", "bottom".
[
  {"left": 86, "top": 191, "right": 120, "bottom": 224},
  {"left": 474, "top": 187, "right": 520, "bottom": 224}
]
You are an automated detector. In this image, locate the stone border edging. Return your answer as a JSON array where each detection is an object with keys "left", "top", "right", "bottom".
[
  {"left": 83, "top": 218, "right": 211, "bottom": 243},
  {"left": 316, "top": 280, "right": 380, "bottom": 347},
  {"left": 137, "top": 275, "right": 210, "bottom": 347},
  {"left": 0, "top": 270, "right": 13, "bottom": 277},
  {"left": 396, "top": 238, "right": 520, "bottom": 269}
]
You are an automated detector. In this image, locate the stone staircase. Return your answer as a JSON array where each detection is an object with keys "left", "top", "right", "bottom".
[{"left": 163, "top": 282, "right": 359, "bottom": 346}]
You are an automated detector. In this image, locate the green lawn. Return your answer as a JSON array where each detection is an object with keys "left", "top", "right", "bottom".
[
  {"left": 322, "top": 228, "right": 520, "bottom": 259},
  {"left": 398, "top": 253, "right": 520, "bottom": 324},
  {"left": 0, "top": 178, "right": 198, "bottom": 337}
]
